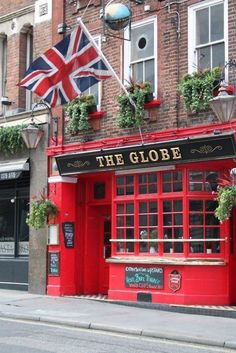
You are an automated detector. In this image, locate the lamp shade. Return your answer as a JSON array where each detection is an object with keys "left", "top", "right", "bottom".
[
  {"left": 209, "top": 81, "right": 236, "bottom": 123},
  {"left": 21, "top": 122, "right": 44, "bottom": 149}
]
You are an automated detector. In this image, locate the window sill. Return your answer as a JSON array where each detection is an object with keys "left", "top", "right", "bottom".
[
  {"left": 144, "top": 98, "right": 161, "bottom": 109},
  {"left": 107, "top": 256, "right": 225, "bottom": 266}
]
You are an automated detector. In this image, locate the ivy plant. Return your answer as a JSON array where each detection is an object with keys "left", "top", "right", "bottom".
[
  {"left": 0, "top": 124, "right": 26, "bottom": 155},
  {"left": 178, "top": 67, "right": 222, "bottom": 113},
  {"left": 116, "top": 81, "right": 153, "bottom": 128},
  {"left": 64, "top": 94, "right": 97, "bottom": 134},
  {"left": 26, "top": 195, "right": 58, "bottom": 230}
]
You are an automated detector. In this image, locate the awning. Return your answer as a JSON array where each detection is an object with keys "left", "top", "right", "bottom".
[{"left": 0, "top": 158, "right": 29, "bottom": 180}]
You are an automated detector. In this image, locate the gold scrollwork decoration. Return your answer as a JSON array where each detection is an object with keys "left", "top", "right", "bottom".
[
  {"left": 67, "top": 160, "right": 90, "bottom": 168},
  {"left": 191, "top": 144, "right": 222, "bottom": 155}
]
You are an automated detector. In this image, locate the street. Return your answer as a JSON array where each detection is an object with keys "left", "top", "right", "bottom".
[{"left": 0, "top": 318, "right": 235, "bottom": 353}]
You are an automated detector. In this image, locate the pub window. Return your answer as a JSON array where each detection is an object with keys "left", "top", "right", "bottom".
[
  {"left": 114, "top": 168, "right": 223, "bottom": 257},
  {"left": 163, "top": 200, "right": 183, "bottom": 253},
  {"left": 162, "top": 171, "right": 183, "bottom": 192},
  {"left": 189, "top": 199, "right": 220, "bottom": 253},
  {"left": 116, "top": 202, "right": 134, "bottom": 253},
  {"left": 138, "top": 173, "right": 157, "bottom": 194},
  {"left": 139, "top": 201, "right": 158, "bottom": 253},
  {"left": 189, "top": 170, "right": 219, "bottom": 192},
  {"left": 116, "top": 175, "right": 134, "bottom": 196}
]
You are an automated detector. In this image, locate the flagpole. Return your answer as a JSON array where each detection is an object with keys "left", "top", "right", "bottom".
[{"left": 77, "top": 18, "right": 144, "bottom": 144}]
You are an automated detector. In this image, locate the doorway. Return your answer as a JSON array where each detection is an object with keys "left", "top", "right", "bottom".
[{"left": 83, "top": 205, "right": 111, "bottom": 295}]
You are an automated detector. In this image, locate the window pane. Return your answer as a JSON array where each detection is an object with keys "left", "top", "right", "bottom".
[
  {"left": 189, "top": 200, "right": 203, "bottom": 211},
  {"left": 131, "top": 22, "right": 154, "bottom": 62},
  {"left": 198, "top": 46, "right": 211, "bottom": 69},
  {"left": 189, "top": 214, "right": 203, "bottom": 225},
  {"left": 196, "top": 8, "right": 209, "bottom": 45},
  {"left": 212, "top": 43, "right": 225, "bottom": 68},
  {"left": 139, "top": 202, "right": 147, "bottom": 213},
  {"left": 132, "top": 62, "right": 143, "bottom": 83},
  {"left": 163, "top": 201, "right": 171, "bottom": 212},
  {"left": 145, "top": 59, "right": 154, "bottom": 89},
  {"left": 174, "top": 200, "right": 182, "bottom": 212},
  {"left": 211, "top": 4, "right": 224, "bottom": 42}
]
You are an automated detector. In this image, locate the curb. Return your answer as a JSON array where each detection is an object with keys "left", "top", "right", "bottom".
[
  {"left": 1, "top": 311, "right": 236, "bottom": 349},
  {"left": 102, "top": 299, "right": 236, "bottom": 319}
]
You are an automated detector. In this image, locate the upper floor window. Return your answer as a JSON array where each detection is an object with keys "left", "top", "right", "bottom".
[
  {"left": 19, "top": 26, "right": 33, "bottom": 112},
  {"left": 0, "top": 34, "right": 7, "bottom": 115},
  {"left": 124, "top": 17, "right": 157, "bottom": 95},
  {"left": 25, "top": 29, "right": 33, "bottom": 111},
  {"left": 84, "top": 35, "right": 101, "bottom": 108},
  {"left": 188, "top": 0, "right": 227, "bottom": 73}
]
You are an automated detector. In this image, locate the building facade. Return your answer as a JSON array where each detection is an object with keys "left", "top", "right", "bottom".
[
  {"left": 45, "top": 0, "right": 236, "bottom": 305},
  {"left": 1, "top": 0, "right": 236, "bottom": 305}
]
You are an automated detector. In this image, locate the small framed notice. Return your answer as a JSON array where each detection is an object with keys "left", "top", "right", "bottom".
[
  {"left": 62, "top": 222, "right": 75, "bottom": 248},
  {"left": 48, "top": 224, "right": 59, "bottom": 245},
  {"left": 48, "top": 252, "right": 60, "bottom": 276}
]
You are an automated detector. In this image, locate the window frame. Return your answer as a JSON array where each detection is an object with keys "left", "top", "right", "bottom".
[
  {"left": 113, "top": 168, "right": 225, "bottom": 258},
  {"left": 188, "top": 0, "right": 228, "bottom": 78},
  {"left": 124, "top": 16, "right": 157, "bottom": 97}
]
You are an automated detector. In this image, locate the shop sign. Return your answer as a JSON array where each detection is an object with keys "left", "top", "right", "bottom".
[
  {"left": 0, "top": 171, "right": 21, "bottom": 180},
  {"left": 56, "top": 134, "right": 236, "bottom": 175},
  {"left": 125, "top": 266, "right": 164, "bottom": 289},
  {"left": 0, "top": 241, "right": 14, "bottom": 255},
  {"left": 169, "top": 270, "right": 181, "bottom": 292}
]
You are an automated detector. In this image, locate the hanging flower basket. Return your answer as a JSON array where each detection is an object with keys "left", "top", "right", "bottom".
[
  {"left": 215, "top": 185, "right": 236, "bottom": 222},
  {"left": 26, "top": 195, "right": 58, "bottom": 230}
]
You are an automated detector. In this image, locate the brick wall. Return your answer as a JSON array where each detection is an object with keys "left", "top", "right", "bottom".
[{"left": 62, "top": 0, "right": 236, "bottom": 144}]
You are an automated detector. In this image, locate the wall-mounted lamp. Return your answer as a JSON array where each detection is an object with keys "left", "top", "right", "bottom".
[
  {"left": 209, "top": 80, "right": 236, "bottom": 123},
  {"left": 57, "top": 23, "right": 72, "bottom": 34},
  {"left": 1, "top": 96, "right": 12, "bottom": 106},
  {"left": 20, "top": 117, "right": 44, "bottom": 149}
]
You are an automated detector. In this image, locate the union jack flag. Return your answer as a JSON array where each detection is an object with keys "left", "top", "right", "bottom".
[{"left": 19, "top": 19, "right": 114, "bottom": 107}]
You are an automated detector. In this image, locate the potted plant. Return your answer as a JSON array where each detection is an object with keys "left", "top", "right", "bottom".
[
  {"left": 26, "top": 194, "right": 58, "bottom": 230},
  {"left": 116, "top": 80, "right": 153, "bottom": 128},
  {"left": 150, "top": 229, "right": 158, "bottom": 253},
  {"left": 64, "top": 94, "right": 97, "bottom": 134},
  {"left": 214, "top": 172, "right": 236, "bottom": 222},
  {"left": 178, "top": 67, "right": 222, "bottom": 113}
]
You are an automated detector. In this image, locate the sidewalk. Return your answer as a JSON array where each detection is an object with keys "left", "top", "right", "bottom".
[{"left": 0, "top": 290, "right": 235, "bottom": 349}]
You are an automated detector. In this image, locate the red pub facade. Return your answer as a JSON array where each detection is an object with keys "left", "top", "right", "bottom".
[{"left": 46, "top": 0, "right": 236, "bottom": 305}]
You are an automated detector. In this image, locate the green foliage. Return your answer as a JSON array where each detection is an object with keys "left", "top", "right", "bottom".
[
  {"left": 64, "top": 94, "right": 97, "bottom": 134},
  {"left": 0, "top": 125, "right": 26, "bottom": 155},
  {"left": 215, "top": 185, "right": 236, "bottom": 222},
  {"left": 178, "top": 67, "right": 221, "bottom": 113},
  {"left": 26, "top": 196, "right": 58, "bottom": 230},
  {"left": 116, "top": 81, "right": 152, "bottom": 128}
]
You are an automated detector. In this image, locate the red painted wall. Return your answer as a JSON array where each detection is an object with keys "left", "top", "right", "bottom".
[{"left": 108, "top": 263, "right": 231, "bottom": 305}]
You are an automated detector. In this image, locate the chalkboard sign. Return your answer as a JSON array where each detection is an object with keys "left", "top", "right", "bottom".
[
  {"left": 62, "top": 222, "right": 75, "bottom": 248},
  {"left": 125, "top": 266, "right": 163, "bottom": 289},
  {"left": 48, "top": 252, "right": 60, "bottom": 276}
]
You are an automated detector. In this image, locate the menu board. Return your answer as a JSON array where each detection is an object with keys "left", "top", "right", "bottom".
[
  {"left": 48, "top": 252, "right": 60, "bottom": 276},
  {"left": 125, "top": 266, "right": 163, "bottom": 289},
  {"left": 62, "top": 222, "right": 75, "bottom": 248}
]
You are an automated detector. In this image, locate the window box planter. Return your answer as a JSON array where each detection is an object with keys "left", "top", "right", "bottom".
[{"left": 89, "top": 111, "right": 105, "bottom": 131}]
